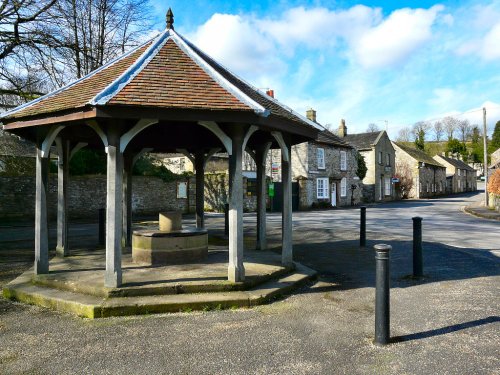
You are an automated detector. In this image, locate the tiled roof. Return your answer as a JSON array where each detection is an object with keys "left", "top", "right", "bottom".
[
  {"left": 1, "top": 28, "right": 322, "bottom": 134},
  {"left": 434, "top": 155, "right": 475, "bottom": 171},
  {"left": 342, "top": 131, "right": 382, "bottom": 150},
  {"left": 2, "top": 43, "right": 151, "bottom": 119},
  {"left": 394, "top": 143, "right": 444, "bottom": 167},
  {"left": 316, "top": 130, "right": 352, "bottom": 148}
]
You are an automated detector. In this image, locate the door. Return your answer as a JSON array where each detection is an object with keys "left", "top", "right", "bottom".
[
  {"left": 271, "top": 182, "right": 300, "bottom": 212},
  {"left": 331, "top": 183, "right": 337, "bottom": 207}
]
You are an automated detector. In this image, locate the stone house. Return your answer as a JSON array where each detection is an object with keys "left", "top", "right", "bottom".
[
  {"left": 340, "top": 123, "right": 396, "bottom": 202},
  {"left": 392, "top": 142, "right": 447, "bottom": 199},
  {"left": 267, "top": 111, "right": 362, "bottom": 209},
  {"left": 433, "top": 154, "right": 477, "bottom": 193}
]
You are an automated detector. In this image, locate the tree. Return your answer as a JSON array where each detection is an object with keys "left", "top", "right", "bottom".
[
  {"left": 491, "top": 121, "right": 500, "bottom": 150},
  {"left": 396, "top": 126, "right": 412, "bottom": 142},
  {"left": 446, "top": 138, "right": 467, "bottom": 157},
  {"left": 355, "top": 151, "right": 367, "bottom": 180},
  {"left": 469, "top": 126, "right": 483, "bottom": 163},
  {"left": 395, "top": 160, "right": 414, "bottom": 199},
  {"left": 0, "top": 0, "right": 152, "bottom": 107},
  {"left": 0, "top": 0, "right": 58, "bottom": 108},
  {"left": 443, "top": 116, "right": 458, "bottom": 140},
  {"left": 366, "top": 123, "right": 379, "bottom": 132},
  {"left": 433, "top": 121, "right": 444, "bottom": 141},
  {"left": 413, "top": 121, "right": 430, "bottom": 151},
  {"left": 457, "top": 119, "right": 471, "bottom": 143}
]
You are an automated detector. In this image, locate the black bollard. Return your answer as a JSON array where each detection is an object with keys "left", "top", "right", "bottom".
[
  {"left": 360, "top": 206, "right": 366, "bottom": 247},
  {"left": 224, "top": 203, "right": 229, "bottom": 237},
  {"left": 412, "top": 217, "right": 423, "bottom": 278},
  {"left": 374, "top": 243, "right": 391, "bottom": 346},
  {"left": 98, "top": 208, "right": 105, "bottom": 246}
]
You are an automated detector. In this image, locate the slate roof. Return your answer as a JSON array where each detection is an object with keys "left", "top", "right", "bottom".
[
  {"left": 316, "top": 130, "right": 352, "bottom": 148},
  {"left": 1, "top": 26, "right": 321, "bottom": 134},
  {"left": 394, "top": 143, "right": 444, "bottom": 167},
  {"left": 434, "top": 155, "right": 475, "bottom": 171},
  {"left": 342, "top": 131, "right": 382, "bottom": 151}
]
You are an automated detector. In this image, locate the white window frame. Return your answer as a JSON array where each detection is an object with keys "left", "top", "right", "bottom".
[
  {"left": 386, "top": 153, "right": 391, "bottom": 166},
  {"left": 384, "top": 177, "right": 391, "bottom": 196},
  {"left": 340, "top": 150, "right": 347, "bottom": 171},
  {"left": 317, "top": 178, "right": 329, "bottom": 199},
  {"left": 317, "top": 148, "right": 325, "bottom": 170},
  {"left": 378, "top": 151, "right": 383, "bottom": 165},
  {"left": 457, "top": 169, "right": 461, "bottom": 176},
  {"left": 340, "top": 177, "right": 347, "bottom": 197}
]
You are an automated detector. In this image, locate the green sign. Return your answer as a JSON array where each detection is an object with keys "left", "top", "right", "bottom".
[{"left": 268, "top": 183, "right": 275, "bottom": 197}]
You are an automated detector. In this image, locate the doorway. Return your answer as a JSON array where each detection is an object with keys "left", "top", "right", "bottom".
[{"left": 331, "top": 183, "right": 337, "bottom": 207}]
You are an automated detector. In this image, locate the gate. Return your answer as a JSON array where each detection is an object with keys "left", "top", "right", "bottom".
[{"left": 271, "top": 182, "right": 299, "bottom": 212}]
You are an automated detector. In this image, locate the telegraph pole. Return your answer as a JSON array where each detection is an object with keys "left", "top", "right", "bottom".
[{"left": 483, "top": 107, "right": 489, "bottom": 207}]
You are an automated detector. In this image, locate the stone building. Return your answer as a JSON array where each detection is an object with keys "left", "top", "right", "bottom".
[
  {"left": 392, "top": 143, "right": 447, "bottom": 199},
  {"left": 266, "top": 110, "right": 362, "bottom": 209},
  {"left": 433, "top": 154, "right": 477, "bottom": 193},
  {"left": 340, "top": 123, "right": 396, "bottom": 202}
]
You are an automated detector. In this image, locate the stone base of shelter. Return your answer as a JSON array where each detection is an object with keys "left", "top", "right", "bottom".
[{"left": 3, "top": 250, "right": 316, "bottom": 318}]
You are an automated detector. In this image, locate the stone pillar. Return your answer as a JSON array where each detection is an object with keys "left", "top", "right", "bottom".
[
  {"left": 256, "top": 146, "right": 268, "bottom": 250},
  {"left": 105, "top": 128, "right": 123, "bottom": 287},
  {"left": 35, "top": 146, "right": 49, "bottom": 274},
  {"left": 122, "top": 154, "right": 133, "bottom": 249},
  {"left": 281, "top": 141, "right": 293, "bottom": 267},
  {"left": 195, "top": 151, "right": 205, "bottom": 229},
  {"left": 56, "top": 138, "right": 70, "bottom": 257},
  {"left": 228, "top": 127, "right": 245, "bottom": 282}
]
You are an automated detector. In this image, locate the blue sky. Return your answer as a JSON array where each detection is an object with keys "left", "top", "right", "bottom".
[{"left": 149, "top": 1, "right": 500, "bottom": 138}]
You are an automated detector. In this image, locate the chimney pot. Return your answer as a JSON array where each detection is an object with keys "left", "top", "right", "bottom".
[{"left": 266, "top": 89, "right": 274, "bottom": 98}]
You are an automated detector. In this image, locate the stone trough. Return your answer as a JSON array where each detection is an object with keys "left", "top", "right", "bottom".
[{"left": 132, "top": 211, "right": 208, "bottom": 265}]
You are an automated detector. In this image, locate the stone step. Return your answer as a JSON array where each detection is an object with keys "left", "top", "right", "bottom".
[{"left": 3, "top": 263, "right": 317, "bottom": 318}]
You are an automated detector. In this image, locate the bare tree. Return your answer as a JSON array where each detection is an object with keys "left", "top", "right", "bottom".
[
  {"left": 366, "top": 123, "right": 379, "bottom": 132},
  {"left": 395, "top": 160, "right": 414, "bottom": 199},
  {"left": 0, "top": 0, "right": 152, "bottom": 108},
  {"left": 396, "top": 126, "right": 412, "bottom": 142},
  {"left": 457, "top": 119, "right": 471, "bottom": 143},
  {"left": 433, "top": 121, "right": 444, "bottom": 141},
  {"left": 443, "top": 116, "right": 458, "bottom": 140}
]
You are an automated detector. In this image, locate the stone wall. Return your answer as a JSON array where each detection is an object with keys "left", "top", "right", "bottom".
[{"left": 0, "top": 175, "right": 196, "bottom": 220}]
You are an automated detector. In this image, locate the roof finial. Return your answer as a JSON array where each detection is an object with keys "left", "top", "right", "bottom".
[{"left": 166, "top": 8, "right": 174, "bottom": 30}]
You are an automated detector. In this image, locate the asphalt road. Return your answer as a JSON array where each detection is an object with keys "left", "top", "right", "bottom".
[{"left": 0, "top": 191, "right": 498, "bottom": 374}]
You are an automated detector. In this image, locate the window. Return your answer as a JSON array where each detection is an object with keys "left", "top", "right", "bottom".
[
  {"left": 457, "top": 169, "right": 461, "bottom": 176},
  {"left": 317, "top": 148, "right": 325, "bottom": 169},
  {"left": 458, "top": 180, "right": 461, "bottom": 189},
  {"left": 386, "top": 154, "right": 391, "bottom": 166},
  {"left": 317, "top": 178, "right": 329, "bottom": 199},
  {"left": 426, "top": 183, "right": 429, "bottom": 193},
  {"left": 177, "top": 181, "right": 188, "bottom": 198},
  {"left": 378, "top": 151, "right": 383, "bottom": 164},
  {"left": 341, "top": 177, "right": 347, "bottom": 197},
  {"left": 340, "top": 151, "right": 347, "bottom": 171},
  {"left": 246, "top": 178, "right": 257, "bottom": 196},
  {"left": 384, "top": 177, "right": 391, "bottom": 196}
]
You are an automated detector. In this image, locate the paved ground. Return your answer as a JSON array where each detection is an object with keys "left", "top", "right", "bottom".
[{"left": 0, "top": 191, "right": 499, "bottom": 374}]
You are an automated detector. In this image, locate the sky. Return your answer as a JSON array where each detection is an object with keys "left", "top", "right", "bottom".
[{"left": 148, "top": 0, "right": 500, "bottom": 138}]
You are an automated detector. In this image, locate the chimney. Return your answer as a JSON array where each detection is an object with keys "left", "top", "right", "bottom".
[
  {"left": 306, "top": 108, "right": 316, "bottom": 123},
  {"left": 338, "top": 119, "right": 347, "bottom": 137},
  {"left": 266, "top": 89, "right": 274, "bottom": 98},
  {"left": 441, "top": 151, "right": 446, "bottom": 157}
]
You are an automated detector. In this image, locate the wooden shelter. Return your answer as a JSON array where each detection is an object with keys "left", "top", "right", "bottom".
[{"left": 1, "top": 9, "right": 321, "bottom": 287}]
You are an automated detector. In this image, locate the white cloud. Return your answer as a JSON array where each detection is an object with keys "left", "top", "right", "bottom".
[
  {"left": 188, "top": 13, "right": 286, "bottom": 79},
  {"left": 481, "top": 23, "right": 500, "bottom": 61},
  {"left": 352, "top": 5, "right": 444, "bottom": 68}
]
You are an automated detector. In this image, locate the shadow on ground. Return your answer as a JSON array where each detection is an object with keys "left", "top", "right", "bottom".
[{"left": 294, "top": 239, "right": 500, "bottom": 292}]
